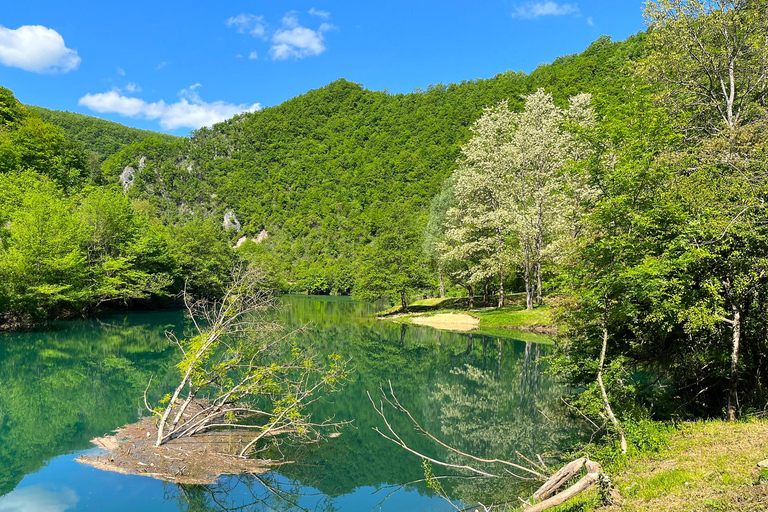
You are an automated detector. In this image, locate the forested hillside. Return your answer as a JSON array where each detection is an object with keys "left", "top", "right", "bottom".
[
  {"left": 105, "top": 34, "right": 645, "bottom": 294},
  {"left": 0, "top": 88, "right": 234, "bottom": 325},
  {"left": 29, "top": 106, "right": 179, "bottom": 162}
]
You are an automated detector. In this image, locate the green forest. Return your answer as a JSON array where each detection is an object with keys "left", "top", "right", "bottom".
[{"left": 3, "top": 0, "right": 768, "bottom": 509}]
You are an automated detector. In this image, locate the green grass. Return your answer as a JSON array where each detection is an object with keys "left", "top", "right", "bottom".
[
  {"left": 474, "top": 305, "right": 553, "bottom": 329},
  {"left": 527, "top": 419, "right": 768, "bottom": 512}
]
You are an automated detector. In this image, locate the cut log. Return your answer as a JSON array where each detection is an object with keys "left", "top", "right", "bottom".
[
  {"left": 532, "top": 457, "right": 586, "bottom": 501},
  {"left": 526, "top": 461, "right": 602, "bottom": 512}
]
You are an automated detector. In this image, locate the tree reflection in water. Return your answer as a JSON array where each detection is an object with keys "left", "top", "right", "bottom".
[{"left": 165, "top": 474, "right": 338, "bottom": 512}]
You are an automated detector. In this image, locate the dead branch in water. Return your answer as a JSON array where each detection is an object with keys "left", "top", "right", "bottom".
[{"left": 369, "top": 381, "right": 611, "bottom": 512}]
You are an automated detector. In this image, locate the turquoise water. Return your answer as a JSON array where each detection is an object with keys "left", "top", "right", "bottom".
[{"left": 0, "top": 296, "right": 581, "bottom": 511}]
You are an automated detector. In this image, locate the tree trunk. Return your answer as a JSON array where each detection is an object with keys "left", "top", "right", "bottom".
[
  {"left": 532, "top": 457, "right": 586, "bottom": 501},
  {"left": 498, "top": 264, "right": 505, "bottom": 308},
  {"left": 598, "top": 323, "right": 627, "bottom": 454},
  {"left": 728, "top": 306, "right": 741, "bottom": 422},
  {"left": 535, "top": 260, "right": 543, "bottom": 305},
  {"left": 535, "top": 211, "right": 543, "bottom": 305},
  {"left": 524, "top": 241, "right": 533, "bottom": 310},
  {"left": 400, "top": 290, "right": 408, "bottom": 311},
  {"left": 527, "top": 461, "right": 602, "bottom": 512},
  {"left": 439, "top": 271, "right": 445, "bottom": 299},
  {"left": 484, "top": 280, "right": 490, "bottom": 305},
  {"left": 464, "top": 284, "right": 474, "bottom": 308}
]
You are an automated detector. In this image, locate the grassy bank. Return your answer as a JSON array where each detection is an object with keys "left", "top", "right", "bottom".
[
  {"left": 378, "top": 294, "right": 555, "bottom": 338},
  {"left": 543, "top": 419, "right": 768, "bottom": 512}
]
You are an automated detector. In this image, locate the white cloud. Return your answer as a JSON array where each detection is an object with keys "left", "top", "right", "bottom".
[
  {"left": 512, "top": 2, "right": 580, "bottom": 19},
  {"left": 116, "top": 66, "right": 125, "bottom": 76},
  {"left": 269, "top": 13, "right": 334, "bottom": 60},
  {"left": 0, "top": 485, "right": 78, "bottom": 512},
  {"left": 78, "top": 85, "right": 260, "bottom": 131},
  {"left": 587, "top": 16, "right": 594, "bottom": 26},
  {"left": 156, "top": 61, "right": 167, "bottom": 70},
  {"left": 226, "top": 13, "right": 267, "bottom": 39},
  {"left": 125, "top": 82, "right": 141, "bottom": 93},
  {"left": 249, "top": 50, "right": 258, "bottom": 60},
  {"left": 308, "top": 8, "right": 330, "bottom": 18},
  {"left": 0, "top": 25, "right": 80, "bottom": 73}
]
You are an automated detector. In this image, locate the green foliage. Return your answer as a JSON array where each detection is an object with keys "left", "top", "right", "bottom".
[
  {"left": 29, "top": 105, "right": 179, "bottom": 162},
  {"left": 354, "top": 209, "right": 432, "bottom": 308},
  {"left": 100, "top": 35, "right": 647, "bottom": 291}
]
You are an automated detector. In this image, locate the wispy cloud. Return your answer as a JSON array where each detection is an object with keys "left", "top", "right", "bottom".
[
  {"left": 269, "top": 12, "right": 335, "bottom": 60},
  {"left": 226, "top": 13, "right": 267, "bottom": 39},
  {"left": 248, "top": 51, "right": 258, "bottom": 60},
  {"left": 512, "top": 2, "right": 580, "bottom": 19},
  {"left": 78, "top": 84, "right": 260, "bottom": 131},
  {"left": 125, "top": 82, "right": 141, "bottom": 93},
  {"left": 156, "top": 61, "right": 167, "bottom": 70},
  {"left": 308, "top": 8, "right": 330, "bottom": 18},
  {"left": 0, "top": 25, "right": 80, "bottom": 73}
]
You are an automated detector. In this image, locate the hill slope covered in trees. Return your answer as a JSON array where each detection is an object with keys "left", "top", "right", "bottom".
[
  {"left": 29, "top": 106, "right": 180, "bottom": 162},
  {"left": 104, "top": 34, "right": 646, "bottom": 294}
]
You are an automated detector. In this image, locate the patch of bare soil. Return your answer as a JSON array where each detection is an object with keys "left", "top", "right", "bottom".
[
  {"left": 77, "top": 415, "right": 287, "bottom": 484},
  {"left": 410, "top": 313, "right": 480, "bottom": 332}
]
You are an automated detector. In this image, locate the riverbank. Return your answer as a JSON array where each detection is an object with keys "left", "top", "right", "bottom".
[
  {"left": 378, "top": 294, "right": 556, "bottom": 338},
  {"left": 541, "top": 419, "right": 768, "bottom": 511}
]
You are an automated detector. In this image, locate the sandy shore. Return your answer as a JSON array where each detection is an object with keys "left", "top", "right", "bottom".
[{"left": 410, "top": 313, "right": 480, "bottom": 332}]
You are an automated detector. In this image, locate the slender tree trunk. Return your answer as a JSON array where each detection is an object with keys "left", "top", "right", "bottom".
[
  {"left": 536, "top": 204, "right": 544, "bottom": 305},
  {"left": 728, "top": 306, "right": 741, "bottom": 422},
  {"left": 523, "top": 240, "right": 533, "bottom": 310},
  {"left": 535, "top": 261, "right": 543, "bottom": 305},
  {"left": 498, "top": 264, "right": 505, "bottom": 308},
  {"left": 598, "top": 322, "right": 627, "bottom": 454},
  {"left": 484, "top": 279, "right": 490, "bottom": 305},
  {"left": 400, "top": 290, "right": 408, "bottom": 311},
  {"left": 439, "top": 271, "right": 445, "bottom": 299}
]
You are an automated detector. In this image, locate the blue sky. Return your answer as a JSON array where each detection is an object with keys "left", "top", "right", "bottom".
[{"left": 0, "top": 1, "right": 646, "bottom": 136}]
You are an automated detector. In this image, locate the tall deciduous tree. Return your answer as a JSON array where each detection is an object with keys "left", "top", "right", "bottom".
[
  {"left": 445, "top": 90, "right": 593, "bottom": 309},
  {"left": 644, "top": 0, "right": 768, "bottom": 421},
  {"left": 644, "top": 0, "right": 768, "bottom": 135}
]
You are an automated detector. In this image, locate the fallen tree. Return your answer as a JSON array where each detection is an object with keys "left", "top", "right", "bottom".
[
  {"left": 150, "top": 266, "right": 350, "bottom": 456},
  {"left": 80, "top": 266, "right": 350, "bottom": 482}
]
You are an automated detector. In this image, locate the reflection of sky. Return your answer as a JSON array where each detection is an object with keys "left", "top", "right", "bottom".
[
  {"left": 0, "top": 485, "right": 78, "bottom": 512},
  {"left": 3, "top": 451, "right": 454, "bottom": 511}
]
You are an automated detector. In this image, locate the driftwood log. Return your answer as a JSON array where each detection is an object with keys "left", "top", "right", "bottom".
[{"left": 526, "top": 459, "right": 603, "bottom": 512}]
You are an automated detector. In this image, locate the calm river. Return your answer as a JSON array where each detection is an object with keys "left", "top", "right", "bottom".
[{"left": 0, "top": 296, "right": 582, "bottom": 511}]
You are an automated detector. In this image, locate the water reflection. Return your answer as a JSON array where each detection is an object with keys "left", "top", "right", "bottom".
[
  {"left": 0, "top": 485, "right": 78, "bottom": 512},
  {"left": 0, "top": 296, "right": 582, "bottom": 511}
]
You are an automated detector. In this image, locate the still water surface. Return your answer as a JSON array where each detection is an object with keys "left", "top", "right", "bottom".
[{"left": 0, "top": 296, "right": 581, "bottom": 511}]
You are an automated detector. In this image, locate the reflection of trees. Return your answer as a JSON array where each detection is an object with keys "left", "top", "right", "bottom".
[
  {"left": 422, "top": 340, "right": 586, "bottom": 507},
  {"left": 164, "top": 474, "right": 338, "bottom": 512},
  {"left": 0, "top": 296, "right": 574, "bottom": 510},
  {"left": 0, "top": 311, "right": 184, "bottom": 496}
]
